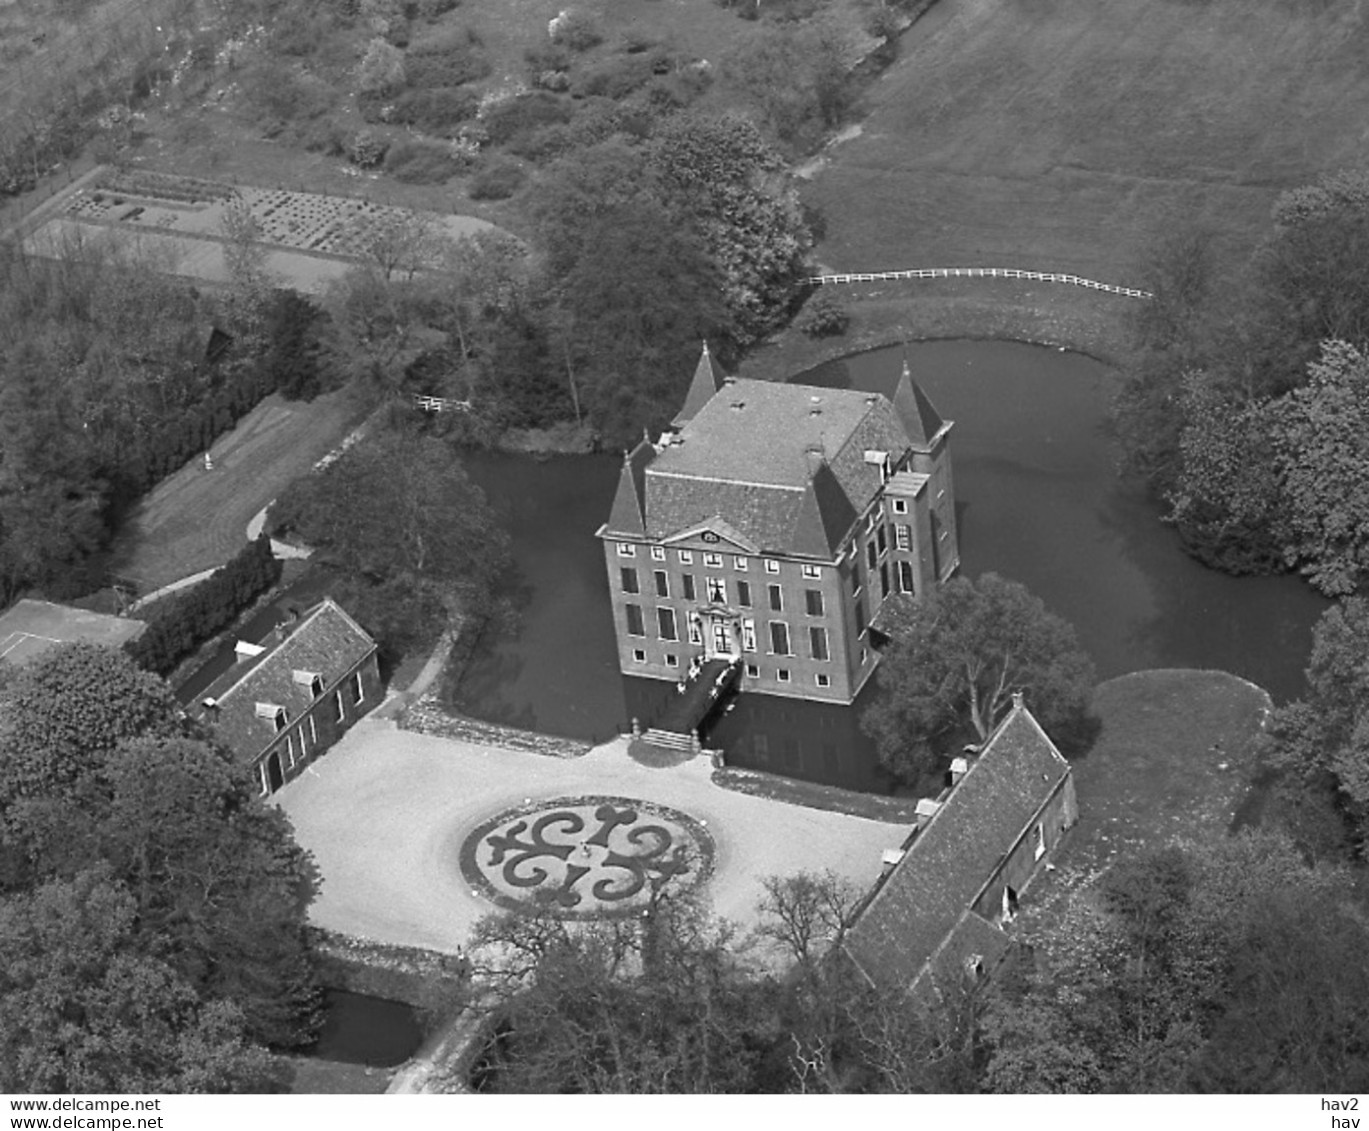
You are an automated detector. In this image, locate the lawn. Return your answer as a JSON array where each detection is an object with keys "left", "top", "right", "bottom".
[
  {"left": 807, "top": 0, "right": 1369, "bottom": 289},
  {"left": 108, "top": 387, "right": 369, "bottom": 595},
  {"left": 1058, "top": 669, "right": 1272, "bottom": 874}
]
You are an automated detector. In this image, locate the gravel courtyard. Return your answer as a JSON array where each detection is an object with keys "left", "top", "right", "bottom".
[{"left": 276, "top": 717, "right": 912, "bottom": 955}]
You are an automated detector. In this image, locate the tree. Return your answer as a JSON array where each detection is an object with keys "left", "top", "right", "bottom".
[
  {"left": 721, "top": 21, "right": 853, "bottom": 148},
  {"left": 0, "top": 643, "right": 183, "bottom": 806},
  {"left": 466, "top": 895, "right": 778, "bottom": 1093},
  {"left": 0, "top": 868, "right": 285, "bottom": 1093},
  {"left": 861, "top": 573, "right": 1095, "bottom": 784},
  {"left": 1267, "top": 340, "right": 1369, "bottom": 594},
  {"left": 268, "top": 428, "right": 512, "bottom": 650},
  {"left": 262, "top": 290, "right": 329, "bottom": 401}
]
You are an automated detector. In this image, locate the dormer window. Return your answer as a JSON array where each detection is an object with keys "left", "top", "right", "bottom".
[
  {"left": 892, "top": 498, "right": 908, "bottom": 515},
  {"left": 255, "top": 702, "right": 287, "bottom": 731},
  {"left": 293, "top": 670, "right": 325, "bottom": 698}
]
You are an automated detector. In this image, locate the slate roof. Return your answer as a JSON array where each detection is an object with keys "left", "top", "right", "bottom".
[
  {"left": 892, "top": 359, "right": 950, "bottom": 451},
  {"left": 196, "top": 598, "right": 376, "bottom": 761},
  {"left": 672, "top": 342, "right": 725, "bottom": 427},
  {"left": 842, "top": 703, "right": 1072, "bottom": 992},
  {"left": 644, "top": 378, "right": 913, "bottom": 557}
]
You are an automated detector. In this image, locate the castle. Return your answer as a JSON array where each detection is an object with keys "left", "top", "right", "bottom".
[{"left": 598, "top": 346, "right": 958, "bottom": 705}]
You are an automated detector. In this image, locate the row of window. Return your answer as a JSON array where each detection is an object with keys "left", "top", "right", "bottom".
[
  {"left": 619, "top": 568, "right": 827, "bottom": 615},
  {"left": 625, "top": 646, "right": 836, "bottom": 689},
  {"left": 617, "top": 542, "right": 825, "bottom": 578},
  {"left": 623, "top": 603, "right": 830, "bottom": 660}
]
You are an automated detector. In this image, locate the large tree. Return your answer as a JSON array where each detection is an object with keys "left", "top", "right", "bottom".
[
  {"left": 861, "top": 573, "right": 1095, "bottom": 784},
  {"left": 0, "top": 869, "right": 286, "bottom": 1094}
]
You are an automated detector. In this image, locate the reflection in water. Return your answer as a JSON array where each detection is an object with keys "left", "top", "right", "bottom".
[{"left": 449, "top": 340, "right": 1328, "bottom": 791}]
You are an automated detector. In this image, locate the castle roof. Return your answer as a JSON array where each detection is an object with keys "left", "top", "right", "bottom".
[
  {"left": 842, "top": 702, "right": 1072, "bottom": 993},
  {"left": 672, "top": 341, "right": 726, "bottom": 428},
  {"left": 892, "top": 359, "right": 950, "bottom": 451}
]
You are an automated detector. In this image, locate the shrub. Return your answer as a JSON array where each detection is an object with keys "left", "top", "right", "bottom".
[
  {"left": 550, "top": 10, "right": 603, "bottom": 51},
  {"left": 568, "top": 53, "right": 664, "bottom": 101},
  {"left": 405, "top": 26, "right": 491, "bottom": 88},
  {"left": 126, "top": 536, "right": 283, "bottom": 676},
  {"left": 347, "top": 128, "right": 389, "bottom": 167},
  {"left": 798, "top": 290, "right": 849, "bottom": 337},
  {"left": 481, "top": 91, "right": 573, "bottom": 146},
  {"left": 524, "top": 42, "right": 572, "bottom": 77},
  {"left": 382, "top": 138, "right": 461, "bottom": 183},
  {"left": 416, "top": 0, "right": 461, "bottom": 18},
  {"left": 390, "top": 86, "right": 479, "bottom": 134},
  {"left": 469, "top": 155, "right": 527, "bottom": 200},
  {"left": 359, "top": 37, "right": 407, "bottom": 95}
]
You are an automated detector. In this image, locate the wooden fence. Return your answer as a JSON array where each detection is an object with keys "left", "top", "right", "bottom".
[{"left": 807, "top": 266, "right": 1152, "bottom": 299}]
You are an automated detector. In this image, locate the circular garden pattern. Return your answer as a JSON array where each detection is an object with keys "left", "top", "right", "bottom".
[{"left": 460, "top": 796, "right": 715, "bottom": 919}]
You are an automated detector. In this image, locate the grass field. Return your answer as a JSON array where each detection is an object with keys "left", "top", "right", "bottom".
[
  {"left": 108, "top": 387, "right": 369, "bottom": 595},
  {"left": 1059, "top": 669, "right": 1272, "bottom": 875},
  {"left": 807, "top": 0, "right": 1369, "bottom": 288}
]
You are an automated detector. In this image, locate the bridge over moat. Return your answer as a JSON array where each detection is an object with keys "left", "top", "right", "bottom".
[{"left": 637, "top": 657, "right": 742, "bottom": 755}]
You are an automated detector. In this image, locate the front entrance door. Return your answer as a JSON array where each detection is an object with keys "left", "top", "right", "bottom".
[{"left": 709, "top": 617, "right": 736, "bottom": 660}]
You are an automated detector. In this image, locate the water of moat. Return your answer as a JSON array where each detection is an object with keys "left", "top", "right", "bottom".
[{"left": 445, "top": 339, "right": 1329, "bottom": 793}]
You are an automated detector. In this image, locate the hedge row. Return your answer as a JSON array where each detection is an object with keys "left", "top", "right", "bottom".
[{"left": 128, "top": 535, "right": 282, "bottom": 676}]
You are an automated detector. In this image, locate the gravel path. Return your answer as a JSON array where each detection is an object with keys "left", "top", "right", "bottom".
[{"left": 277, "top": 718, "right": 911, "bottom": 955}]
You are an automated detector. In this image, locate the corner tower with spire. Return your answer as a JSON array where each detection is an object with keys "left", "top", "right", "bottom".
[{"left": 596, "top": 344, "right": 959, "bottom": 705}]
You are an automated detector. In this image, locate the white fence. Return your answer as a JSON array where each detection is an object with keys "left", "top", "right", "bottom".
[
  {"left": 414, "top": 394, "right": 472, "bottom": 413},
  {"left": 807, "top": 266, "right": 1152, "bottom": 299}
]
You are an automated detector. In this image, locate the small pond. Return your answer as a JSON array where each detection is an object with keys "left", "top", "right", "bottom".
[
  {"left": 446, "top": 339, "right": 1328, "bottom": 792},
  {"left": 306, "top": 989, "right": 424, "bottom": 1068}
]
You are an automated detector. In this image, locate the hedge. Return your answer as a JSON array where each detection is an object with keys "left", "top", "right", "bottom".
[{"left": 127, "top": 535, "right": 282, "bottom": 676}]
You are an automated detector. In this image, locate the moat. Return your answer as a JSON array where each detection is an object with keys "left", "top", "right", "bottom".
[{"left": 446, "top": 339, "right": 1328, "bottom": 792}]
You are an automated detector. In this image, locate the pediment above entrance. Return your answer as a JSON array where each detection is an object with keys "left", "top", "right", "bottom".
[{"left": 659, "top": 517, "right": 759, "bottom": 555}]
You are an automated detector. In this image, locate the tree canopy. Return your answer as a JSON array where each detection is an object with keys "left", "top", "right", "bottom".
[
  {"left": 861, "top": 573, "right": 1096, "bottom": 784},
  {"left": 0, "top": 644, "right": 320, "bottom": 1089}
]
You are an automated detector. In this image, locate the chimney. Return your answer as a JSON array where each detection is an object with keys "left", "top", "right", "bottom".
[
  {"left": 915, "top": 797, "right": 941, "bottom": 823},
  {"left": 1012, "top": 689, "right": 1024, "bottom": 709},
  {"left": 805, "top": 444, "right": 825, "bottom": 476}
]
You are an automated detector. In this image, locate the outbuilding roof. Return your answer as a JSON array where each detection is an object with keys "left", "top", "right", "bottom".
[
  {"left": 842, "top": 702, "right": 1072, "bottom": 992},
  {"left": 195, "top": 598, "right": 376, "bottom": 760}
]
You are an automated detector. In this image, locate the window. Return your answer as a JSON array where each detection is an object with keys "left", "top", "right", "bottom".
[
  {"left": 620, "top": 567, "right": 640, "bottom": 594},
  {"left": 678, "top": 549, "right": 693, "bottom": 564},
  {"left": 804, "top": 589, "right": 824, "bottom": 617},
  {"left": 311, "top": 674, "right": 324, "bottom": 699},
  {"left": 632, "top": 648, "right": 647, "bottom": 663},
  {"left": 354, "top": 670, "right": 365, "bottom": 703},
  {"left": 704, "top": 552, "right": 723, "bottom": 568},
  {"left": 801, "top": 564, "right": 821, "bottom": 580},
  {"left": 309, "top": 716, "right": 318, "bottom": 745},
  {"left": 865, "top": 511, "right": 876, "bottom": 532},
  {"left": 274, "top": 709, "right": 287, "bottom": 733},
  {"left": 746, "top": 663, "right": 760, "bottom": 679},
  {"left": 880, "top": 562, "right": 890, "bottom": 598},
  {"left": 741, "top": 618, "right": 757, "bottom": 652},
  {"left": 657, "top": 607, "right": 678, "bottom": 641},
  {"left": 736, "top": 580, "right": 752, "bottom": 607},
  {"left": 733, "top": 555, "right": 748, "bottom": 570},
  {"left": 334, "top": 690, "right": 345, "bottom": 723},
  {"left": 892, "top": 498, "right": 908, "bottom": 515},
  {"left": 860, "top": 645, "right": 869, "bottom": 665},
  {"left": 625, "top": 603, "right": 645, "bottom": 636},
  {"left": 764, "top": 559, "right": 780, "bottom": 574},
  {"left": 855, "top": 598, "right": 866, "bottom": 635},
  {"left": 899, "top": 560, "right": 915, "bottom": 593},
  {"left": 258, "top": 765, "right": 270, "bottom": 797},
  {"left": 815, "top": 673, "right": 831, "bottom": 689},
  {"left": 777, "top": 668, "right": 791, "bottom": 683},
  {"left": 809, "top": 626, "right": 830, "bottom": 662},
  {"left": 688, "top": 617, "right": 703, "bottom": 645},
  {"left": 866, "top": 541, "right": 878, "bottom": 570},
  {"left": 769, "top": 621, "right": 791, "bottom": 655},
  {"left": 617, "top": 543, "right": 635, "bottom": 557},
  {"left": 877, "top": 524, "right": 887, "bottom": 555},
  {"left": 1034, "top": 823, "right": 1046, "bottom": 861},
  {"left": 654, "top": 570, "right": 669, "bottom": 598},
  {"left": 681, "top": 574, "right": 697, "bottom": 601},
  {"left": 650, "top": 546, "right": 666, "bottom": 561},
  {"left": 768, "top": 584, "right": 783, "bottom": 612},
  {"left": 706, "top": 576, "right": 726, "bottom": 603},
  {"left": 285, "top": 734, "right": 296, "bottom": 768},
  {"left": 665, "top": 652, "right": 679, "bottom": 667},
  {"left": 896, "top": 524, "right": 911, "bottom": 551}
]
